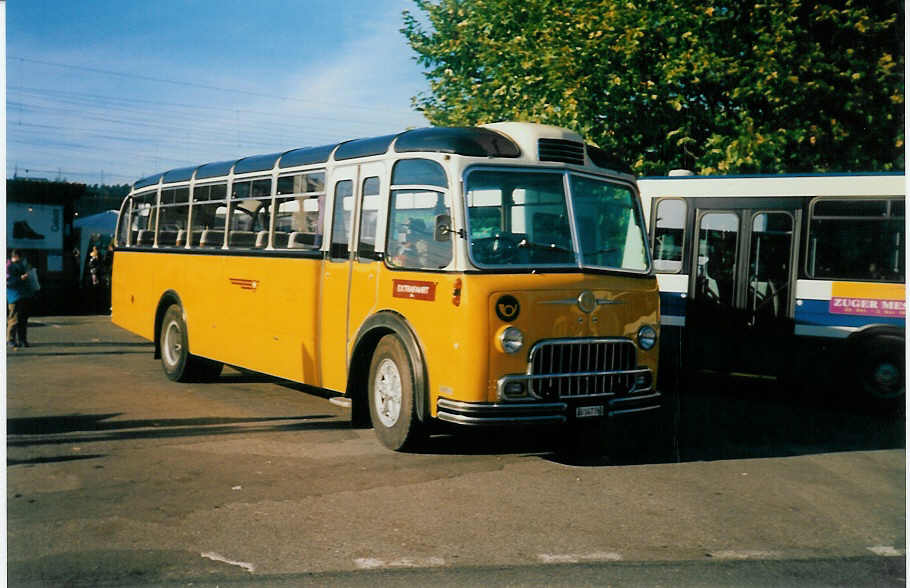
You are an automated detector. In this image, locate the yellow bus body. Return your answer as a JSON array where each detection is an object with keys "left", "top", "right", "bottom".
[{"left": 113, "top": 251, "right": 659, "bottom": 413}]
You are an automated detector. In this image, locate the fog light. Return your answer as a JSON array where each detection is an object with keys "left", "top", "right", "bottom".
[
  {"left": 637, "top": 325, "right": 657, "bottom": 350},
  {"left": 503, "top": 381, "right": 526, "bottom": 399},
  {"left": 499, "top": 326, "right": 524, "bottom": 354},
  {"left": 634, "top": 372, "right": 652, "bottom": 390}
]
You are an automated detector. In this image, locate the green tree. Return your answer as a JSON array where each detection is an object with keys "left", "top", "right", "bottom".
[{"left": 402, "top": 1, "right": 903, "bottom": 174}]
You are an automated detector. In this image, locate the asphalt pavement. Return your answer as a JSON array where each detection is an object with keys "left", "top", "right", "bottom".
[{"left": 5, "top": 315, "right": 906, "bottom": 586}]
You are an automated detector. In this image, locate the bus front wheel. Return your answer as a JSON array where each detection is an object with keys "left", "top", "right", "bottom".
[
  {"left": 160, "top": 304, "right": 223, "bottom": 382},
  {"left": 368, "top": 334, "right": 424, "bottom": 450}
]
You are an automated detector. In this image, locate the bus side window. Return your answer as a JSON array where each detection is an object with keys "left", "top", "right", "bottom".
[
  {"left": 386, "top": 158, "right": 452, "bottom": 270},
  {"left": 116, "top": 197, "right": 131, "bottom": 247},
  {"left": 357, "top": 176, "right": 381, "bottom": 260},
  {"left": 387, "top": 190, "right": 453, "bottom": 270},
  {"left": 190, "top": 183, "right": 228, "bottom": 248},
  {"left": 129, "top": 191, "right": 157, "bottom": 247},
  {"left": 227, "top": 179, "right": 272, "bottom": 249},
  {"left": 158, "top": 187, "right": 189, "bottom": 248},
  {"left": 808, "top": 198, "right": 905, "bottom": 282},
  {"left": 276, "top": 172, "right": 325, "bottom": 250},
  {"left": 329, "top": 180, "right": 353, "bottom": 260},
  {"left": 653, "top": 198, "right": 685, "bottom": 273}
]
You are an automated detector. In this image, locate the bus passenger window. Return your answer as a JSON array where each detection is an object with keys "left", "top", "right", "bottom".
[
  {"left": 808, "top": 198, "right": 905, "bottom": 282},
  {"left": 357, "top": 176, "right": 381, "bottom": 260},
  {"left": 276, "top": 172, "right": 325, "bottom": 250},
  {"left": 128, "top": 191, "right": 157, "bottom": 247},
  {"left": 329, "top": 180, "right": 353, "bottom": 260},
  {"left": 653, "top": 199, "right": 685, "bottom": 272},
  {"left": 190, "top": 183, "right": 227, "bottom": 247},
  {"left": 227, "top": 178, "right": 272, "bottom": 249},
  {"left": 157, "top": 187, "right": 189, "bottom": 248}
]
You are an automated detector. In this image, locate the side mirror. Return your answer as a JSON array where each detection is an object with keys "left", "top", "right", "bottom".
[{"left": 434, "top": 214, "right": 452, "bottom": 242}]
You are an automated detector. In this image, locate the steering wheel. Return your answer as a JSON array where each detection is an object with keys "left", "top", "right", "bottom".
[{"left": 472, "top": 232, "right": 519, "bottom": 263}]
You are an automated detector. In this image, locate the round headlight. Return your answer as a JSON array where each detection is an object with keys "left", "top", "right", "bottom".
[
  {"left": 499, "top": 326, "right": 525, "bottom": 354},
  {"left": 637, "top": 325, "right": 657, "bottom": 350}
]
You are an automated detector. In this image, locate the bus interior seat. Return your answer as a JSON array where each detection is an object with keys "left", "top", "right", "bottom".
[
  {"left": 199, "top": 229, "right": 225, "bottom": 248},
  {"left": 228, "top": 230, "right": 257, "bottom": 248},
  {"left": 288, "top": 232, "right": 321, "bottom": 249},
  {"left": 175, "top": 229, "right": 187, "bottom": 247},
  {"left": 136, "top": 229, "right": 155, "bottom": 246},
  {"left": 272, "top": 231, "right": 289, "bottom": 248},
  {"left": 255, "top": 230, "right": 269, "bottom": 248},
  {"left": 157, "top": 230, "right": 179, "bottom": 246}
]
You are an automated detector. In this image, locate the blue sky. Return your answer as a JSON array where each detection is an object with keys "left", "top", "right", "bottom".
[{"left": 6, "top": 0, "right": 430, "bottom": 185}]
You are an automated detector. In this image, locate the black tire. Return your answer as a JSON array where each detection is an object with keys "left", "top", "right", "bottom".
[
  {"left": 853, "top": 333, "right": 904, "bottom": 413},
  {"left": 368, "top": 334, "right": 425, "bottom": 451},
  {"left": 159, "top": 304, "right": 223, "bottom": 382}
]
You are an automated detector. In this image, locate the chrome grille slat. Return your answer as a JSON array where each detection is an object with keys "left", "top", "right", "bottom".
[{"left": 528, "top": 339, "right": 640, "bottom": 400}]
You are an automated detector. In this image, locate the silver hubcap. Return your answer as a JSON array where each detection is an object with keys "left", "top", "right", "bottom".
[
  {"left": 163, "top": 320, "right": 183, "bottom": 367},
  {"left": 374, "top": 358, "right": 402, "bottom": 427}
]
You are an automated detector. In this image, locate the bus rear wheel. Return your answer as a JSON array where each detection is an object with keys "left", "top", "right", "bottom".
[
  {"left": 160, "top": 304, "right": 223, "bottom": 382},
  {"left": 854, "top": 333, "right": 904, "bottom": 412},
  {"left": 368, "top": 334, "right": 424, "bottom": 450}
]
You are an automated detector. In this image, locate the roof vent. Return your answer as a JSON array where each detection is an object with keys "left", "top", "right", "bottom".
[
  {"left": 668, "top": 169, "right": 695, "bottom": 177},
  {"left": 538, "top": 138, "right": 585, "bottom": 165}
]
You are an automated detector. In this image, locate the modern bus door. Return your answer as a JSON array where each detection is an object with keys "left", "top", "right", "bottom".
[{"left": 685, "top": 202, "right": 801, "bottom": 376}]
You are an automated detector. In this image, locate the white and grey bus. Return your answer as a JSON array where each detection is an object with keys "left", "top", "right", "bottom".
[{"left": 638, "top": 172, "right": 905, "bottom": 409}]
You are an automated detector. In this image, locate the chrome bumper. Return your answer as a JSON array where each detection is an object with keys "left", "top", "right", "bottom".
[{"left": 436, "top": 390, "right": 662, "bottom": 427}]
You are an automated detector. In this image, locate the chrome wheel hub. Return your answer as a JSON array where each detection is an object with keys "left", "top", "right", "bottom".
[
  {"left": 374, "top": 358, "right": 402, "bottom": 427},
  {"left": 163, "top": 321, "right": 182, "bottom": 367}
]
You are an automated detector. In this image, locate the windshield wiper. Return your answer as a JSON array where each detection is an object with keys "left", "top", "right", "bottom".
[{"left": 516, "top": 238, "right": 574, "bottom": 255}]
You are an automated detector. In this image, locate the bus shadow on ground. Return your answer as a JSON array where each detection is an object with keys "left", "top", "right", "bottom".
[
  {"left": 603, "top": 372, "right": 905, "bottom": 466},
  {"left": 6, "top": 413, "right": 346, "bottom": 448},
  {"left": 423, "top": 372, "right": 905, "bottom": 466}
]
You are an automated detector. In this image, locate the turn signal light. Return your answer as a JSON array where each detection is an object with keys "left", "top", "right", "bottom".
[{"left": 452, "top": 278, "right": 462, "bottom": 306}]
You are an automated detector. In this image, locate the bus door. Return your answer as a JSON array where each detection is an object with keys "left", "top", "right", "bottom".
[
  {"left": 686, "top": 203, "right": 801, "bottom": 375},
  {"left": 319, "top": 165, "right": 359, "bottom": 392},
  {"left": 347, "top": 161, "right": 386, "bottom": 343}
]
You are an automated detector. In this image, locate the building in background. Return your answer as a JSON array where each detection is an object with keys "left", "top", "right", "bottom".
[{"left": 6, "top": 178, "right": 84, "bottom": 314}]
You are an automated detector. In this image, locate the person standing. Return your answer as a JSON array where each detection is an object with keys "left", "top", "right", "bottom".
[
  {"left": 87, "top": 246, "right": 103, "bottom": 313},
  {"left": 7, "top": 249, "right": 33, "bottom": 348}
]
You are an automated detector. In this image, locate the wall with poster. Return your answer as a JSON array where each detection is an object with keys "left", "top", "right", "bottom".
[
  {"left": 7, "top": 202, "right": 64, "bottom": 250},
  {"left": 7, "top": 178, "right": 85, "bottom": 314}
]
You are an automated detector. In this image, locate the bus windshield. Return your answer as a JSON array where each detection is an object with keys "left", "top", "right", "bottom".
[{"left": 465, "top": 168, "right": 649, "bottom": 271}]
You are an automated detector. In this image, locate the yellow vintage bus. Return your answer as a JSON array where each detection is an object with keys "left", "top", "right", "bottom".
[{"left": 112, "top": 122, "right": 661, "bottom": 450}]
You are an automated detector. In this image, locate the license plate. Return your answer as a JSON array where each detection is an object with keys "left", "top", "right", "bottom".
[{"left": 576, "top": 405, "right": 604, "bottom": 418}]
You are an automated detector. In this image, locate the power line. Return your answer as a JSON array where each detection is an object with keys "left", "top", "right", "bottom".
[
  {"left": 8, "top": 85, "right": 418, "bottom": 133},
  {"left": 8, "top": 55, "right": 419, "bottom": 117}
]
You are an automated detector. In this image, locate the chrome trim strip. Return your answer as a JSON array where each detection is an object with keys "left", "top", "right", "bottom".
[
  {"left": 539, "top": 298, "right": 625, "bottom": 305},
  {"left": 608, "top": 391, "right": 661, "bottom": 405},
  {"left": 436, "top": 397, "right": 568, "bottom": 426},
  {"left": 608, "top": 405, "right": 661, "bottom": 417},
  {"left": 437, "top": 397, "right": 566, "bottom": 412},
  {"left": 436, "top": 412, "right": 567, "bottom": 426}
]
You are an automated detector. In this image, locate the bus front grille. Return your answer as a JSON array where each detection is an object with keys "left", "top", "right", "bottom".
[{"left": 529, "top": 339, "right": 640, "bottom": 400}]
